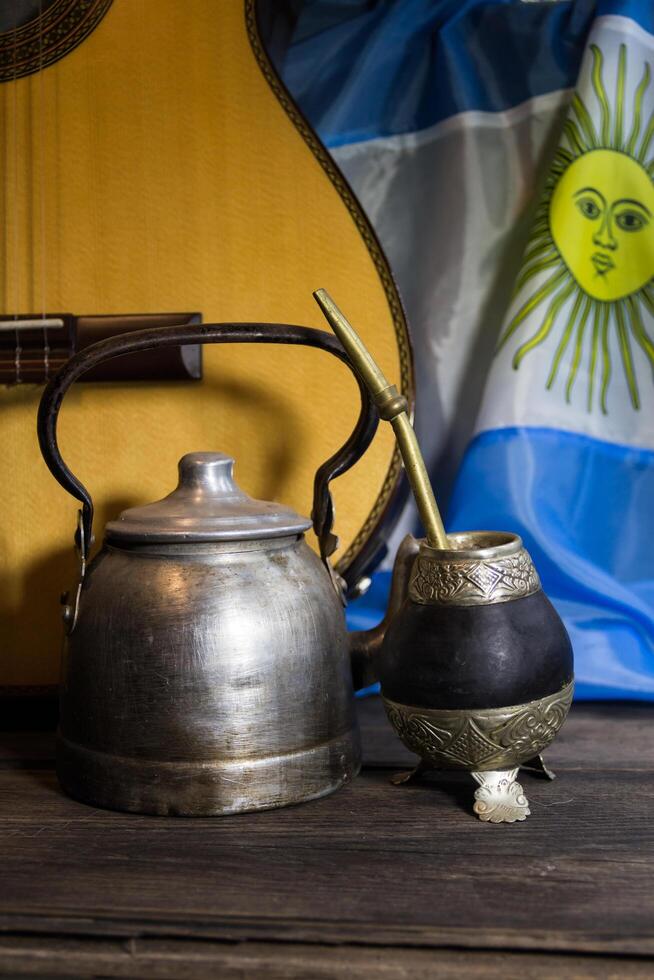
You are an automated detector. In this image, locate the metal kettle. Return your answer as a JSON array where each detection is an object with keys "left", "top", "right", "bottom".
[{"left": 37, "top": 322, "right": 382, "bottom": 817}]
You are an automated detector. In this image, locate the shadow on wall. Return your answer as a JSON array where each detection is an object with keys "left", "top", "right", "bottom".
[{"left": 0, "top": 495, "right": 132, "bottom": 693}]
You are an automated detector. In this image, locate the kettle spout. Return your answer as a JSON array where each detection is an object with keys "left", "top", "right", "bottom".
[{"left": 350, "top": 534, "right": 420, "bottom": 690}]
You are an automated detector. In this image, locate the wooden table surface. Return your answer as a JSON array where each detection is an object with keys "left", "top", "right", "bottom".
[{"left": 1, "top": 698, "right": 653, "bottom": 978}]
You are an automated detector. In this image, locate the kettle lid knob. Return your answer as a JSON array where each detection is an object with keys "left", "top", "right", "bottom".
[{"left": 176, "top": 452, "right": 245, "bottom": 496}]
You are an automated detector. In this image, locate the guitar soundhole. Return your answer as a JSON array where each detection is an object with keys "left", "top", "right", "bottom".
[{"left": 0, "top": 0, "right": 113, "bottom": 83}]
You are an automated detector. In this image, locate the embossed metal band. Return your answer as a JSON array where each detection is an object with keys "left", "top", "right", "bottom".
[
  {"left": 408, "top": 547, "right": 541, "bottom": 606},
  {"left": 383, "top": 681, "right": 574, "bottom": 771}
]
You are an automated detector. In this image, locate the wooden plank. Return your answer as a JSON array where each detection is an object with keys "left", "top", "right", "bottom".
[
  {"left": 0, "top": 935, "right": 652, "bottom": 979},
  {"left": 1, "top": 701, "right": 652, "bottom": 962},
  {"left": 1, "top": 763, "right": 652, "bottom": 857},
  {"left": 0, "top": 733, "right": 55, "bottom": 768},
  {"left": 0, "top": 765, "right": 653, "bottom": 955}
]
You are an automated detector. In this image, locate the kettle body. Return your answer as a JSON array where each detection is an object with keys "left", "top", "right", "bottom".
[
  {"left": 58, "top": 456, "right": 360, "bottom": 816},
  {"left": 38, "top": 323, "right": 380, "bottom": 815}
]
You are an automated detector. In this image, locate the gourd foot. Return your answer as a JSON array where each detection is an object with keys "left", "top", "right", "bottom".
[
  {"left": 472, "top": 768, "right": 530, "bottom": 823},
  {"left": 390, "top": 759, "right": 432, "bottom": 786},
  {"left": 520, "top": 753, "right": 556, "bottom": 780}
]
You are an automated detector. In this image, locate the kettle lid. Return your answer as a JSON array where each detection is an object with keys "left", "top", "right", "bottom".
[{"left": 105, "top": 452, "right": 312, "bottom": 543}]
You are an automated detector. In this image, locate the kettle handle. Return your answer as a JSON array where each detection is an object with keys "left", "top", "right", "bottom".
[{"left": 37, "top": 321, "right": 378, "bottom": 570}]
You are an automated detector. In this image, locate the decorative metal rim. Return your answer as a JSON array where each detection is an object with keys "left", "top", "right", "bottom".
[
  {"left": 420, "top": 530, "right": 523, "bottom": 562},
  {"left": 409, "top": 535, "right": 540, "bottom": 607},
  {"left": 245, "top": 0, "right": 414, "bottom": 585},
  {"left": 383, "top": 681, "right": 574, "bottom": 771},
  {"left": 0, "top": 0, "right": 113, "bottom": 83}
]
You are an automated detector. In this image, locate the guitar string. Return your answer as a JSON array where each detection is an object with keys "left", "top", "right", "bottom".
[
  {"left": 12, "top": 1, "right": 21, "bottom": 382},
  {"left": 6, "top": 3, "right": 50, "bottom": 382},
  {"left": 39, "top": 0, "right": 50, "bottom": 379}
]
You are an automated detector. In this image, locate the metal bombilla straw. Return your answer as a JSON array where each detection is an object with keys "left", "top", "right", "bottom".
[{"left": 314, "top": 288, "right": 449, "bottom": 550}]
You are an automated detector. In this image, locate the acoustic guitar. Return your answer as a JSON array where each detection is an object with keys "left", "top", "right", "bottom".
[{"left": 0, "top": 0, "right": 412, "bottom": 691}]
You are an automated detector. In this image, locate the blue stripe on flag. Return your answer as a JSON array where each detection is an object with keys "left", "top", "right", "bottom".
[
  {"left": 280, "top": 0, "right": 594, "bottom": 147},
  {"left": 447, "top": 427, "right": 654, "bottom": 700},
  {"left": 597, "top": 0, "right": 654, "bottom": 32}
]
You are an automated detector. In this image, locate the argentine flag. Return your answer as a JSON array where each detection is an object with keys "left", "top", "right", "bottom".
[{"left": 266, "top": 0, "right": 654, "bottom": 700}]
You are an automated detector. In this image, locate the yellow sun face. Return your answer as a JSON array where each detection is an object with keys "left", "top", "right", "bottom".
[
  {"left": 550, "top": 149, "right": 654, "bottom": 301},
  {"left": 497, "top": 42, "right": 654, "bottom": 414}
]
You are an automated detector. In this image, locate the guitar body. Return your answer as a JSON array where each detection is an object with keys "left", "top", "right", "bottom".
[{"left": 0, "top": 1, "right": 410, "bottom": 688}]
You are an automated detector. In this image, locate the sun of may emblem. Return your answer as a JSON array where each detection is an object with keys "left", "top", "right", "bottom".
[{"left": 497, "top": 43, "right": 654, "bottom": 413}]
